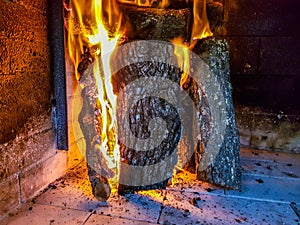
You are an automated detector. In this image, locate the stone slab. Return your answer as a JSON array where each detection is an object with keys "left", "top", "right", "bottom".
[
  {"left": 160, "top": 190, "right": 299, "bottom": 225},
  {"left": 34, "top": 163, "right": 101, "bottom": 212},
  {"left": 0, "top": 203, "right": 89, "bottom": 225},
  {"left": 241, "top": 158, "right": 300, "bottom": 179},
  {"left": 85, "top": 214, "right": 157, "bottom": 225},
  {"left": 240, "top": 148, "right": 300, "bottom": 165},
  {"left": 94, "top": 191, "right": 163, "bottom": 223},
  {"left": 167, "top": 170, "right": 225, "bottom": 196},
  {"left": 225, "top": 174, "right": 300, "bottom": 204}
]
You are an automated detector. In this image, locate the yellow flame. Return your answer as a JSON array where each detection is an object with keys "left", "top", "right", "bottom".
[
  {"left": 89, "top": 0, "right": 122, "bottom": 191},
  {"left": 190, "top": 0, "right": 213, "bottom": 47},
  {"left": 117, "top": 0, "right": 170, "bottom": 8},
  {"left": 67, "top": 0, "right": 122, "bottom": 192},
  {"left": 172, "top": 37, "right": 190, "bottom": 87},
  {"left": 172, "top": 0, "right": 213, "bottom": 86}
]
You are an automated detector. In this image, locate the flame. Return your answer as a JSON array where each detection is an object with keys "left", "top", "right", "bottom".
[
  {"left": 172, "top": 0, "right": 213, "bottom": 86},
  {"left": 117, "top": 0, "right": 170, "bottom": 8},
  {"left": 67, "top": 0, "right": 214, "bottom": 193},
  {"left": 190, "top": 0, "right": 213, "bottom": 47},
  {"left": 172, "top": 37, "right": 190, "bottom": 87},
  {"left": 67, "top": 0, "right": 122, "bottom": 192}
]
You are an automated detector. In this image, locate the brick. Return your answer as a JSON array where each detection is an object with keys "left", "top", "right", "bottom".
[
  {"left": 10, "top": 0, "right": 48, "bottom": 14},
  {"left": 251, "top": 114, "right": 300, "bottom": 152},
  {"left": 8, "top": 40, "right": 50, "bottom": 75},
  {"left": 231, "top": 75, "right": 297, "bottom": 112},
  {"left": 20, "top": 151, "right": 68, "bottom": 202},
  {"left": 259, "top": 37, "right": 300, "bottom": 76},
  {"left": 0, "top": 38, "right": 10, "bottom": 75},
  {"left": 0, "top": 1, "right": 48, "bottom": 42},
  {"left": 0, "top": 72, "right": 52, "bottom": 144},
  {"left": 0, "top": 174, "right": 19, "bottom": 218},
  {"left": 228, "top": 37, "right": 259, "bottom": 75},
  {"left": 0, "top": 115, "right": 55, "bottom": 180},
  {"left": 226, "top": 0, "right": 260, "bottom": 36},
  {"left": 257, "top": 0, "right": 300, "bottom": 36},
  {"left": 226, "top": 0, "right": 300, "bottom": 36}
]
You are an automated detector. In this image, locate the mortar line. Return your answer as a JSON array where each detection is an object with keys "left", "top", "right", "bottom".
[
  {"left": 242, "top": 172, "right": 300, "bottom": 181},
  {"left": 81, "top": 211, "right": 94, "bottom": 225},
  {"left": 223, "top": 193, "right": 295, "bottom": 205}
]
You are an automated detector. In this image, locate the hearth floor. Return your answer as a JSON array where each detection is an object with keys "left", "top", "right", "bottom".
[{"left": 1, "top": 148, "right": 299, "bottom": 225}]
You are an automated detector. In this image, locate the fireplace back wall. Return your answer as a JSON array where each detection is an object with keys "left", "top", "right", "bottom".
[{"left": 225, "top": 0, "right": 300, "bottom": 113}]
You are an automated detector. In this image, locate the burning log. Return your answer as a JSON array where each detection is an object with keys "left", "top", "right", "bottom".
[
  {"left": 72, "top": 0, "right": 240, "bottom": 200},
  {"left": 120, "top": 5, "right": 191, "bottom": 41},
  {"left": 119, "top": 0, "right": 224, "bottom": 42},
  {"left": 111, "top": 42, "right": 183, "bottom": 194},
  {"left": 78, "top": 83, "right": 112, "bottom": 201}
]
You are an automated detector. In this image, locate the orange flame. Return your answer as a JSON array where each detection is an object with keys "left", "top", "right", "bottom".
[
  {"left": 190, "top": 0, "right": 213, "bottom": 47},
  {"left": 172, "top": 0, "right": 213, "bottom": 88},
  {"left": 117, "top": 0, "right": 170, "bottom": 8},
  {"left": 172, "top": 37, "right": 190, "bottom": 87},
  {"left": 67, "top": 0, "right": 122, "bottom": 191}
]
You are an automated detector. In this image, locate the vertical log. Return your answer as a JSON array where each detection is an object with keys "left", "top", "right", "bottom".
[
  {"left": 194, "top": 38, "right": 241, "bottom": 190},
  {"left": 78, "top": 61, "right": 112, "bottom": 201},
  {"left": 111, "top": 42, "right": 183, "bottom": 194}
]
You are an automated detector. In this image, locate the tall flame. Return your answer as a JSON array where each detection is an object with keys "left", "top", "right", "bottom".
[
  {"left": 67, "top": 0, "right": 122, "bottom": 191},
  {"left": 172, "top": 37, "right": 190, "bottom": 87},
  {"left": 190, "top": 0, "right": 213, "bottom": 47}
]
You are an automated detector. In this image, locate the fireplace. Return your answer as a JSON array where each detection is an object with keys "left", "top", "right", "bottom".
[
  {"left": 64, "top": 0, "right": 243, "bottom": 201},
  {"left": 0, "top": 0, "right": 299, "bottom": 220}
]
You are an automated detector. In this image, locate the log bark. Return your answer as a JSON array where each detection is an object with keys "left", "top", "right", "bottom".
[
  {"left": 111, "top": 42, "right": 183, "bottom": 194},
  {"left": 193, "top": 38, "right": 242, "bottom": 190},
  {"left": 78, "top": 84, "right": 112, "bottom": 201},
  {"left": 120, "top": 4, "right": 191, "bottom": 41},
  {"left": 119, "top": 1, "right": 224, "bottom": 41}
]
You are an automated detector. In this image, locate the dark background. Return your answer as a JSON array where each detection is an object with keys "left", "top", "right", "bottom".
[{"left": 225, "top": 0, "right": 300, "bottom": 114}]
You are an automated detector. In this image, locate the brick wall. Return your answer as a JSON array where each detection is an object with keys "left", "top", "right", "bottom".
[
  {"left": 0, "top": 0, "right": 69, "bottom": 218},
  {"left": 225, "top": 0, "right": 300, "bottom": 114}
]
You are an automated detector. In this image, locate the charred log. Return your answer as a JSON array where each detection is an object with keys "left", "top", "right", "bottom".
[
  {"left": 119, "top": 1, "right": 224, "bottom": 41},
  {"left": 119, "top": 5, "right": 191, "bottom": 41},
  {"left": 78, "top": 85, "right": 112, "bottom": 201}
]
